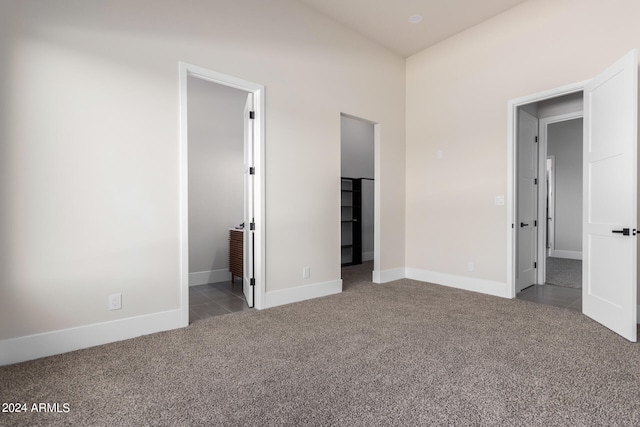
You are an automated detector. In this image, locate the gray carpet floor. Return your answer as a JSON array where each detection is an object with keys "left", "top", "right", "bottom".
[
  {"left": 546, "top": 257, "right": 582, "bottom": 289},
  {"left": 2, "top": 270, "right": 639, "bottom": 426}
]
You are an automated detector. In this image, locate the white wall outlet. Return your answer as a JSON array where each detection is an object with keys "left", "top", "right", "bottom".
[
  {"left": 108, "top": 293, "right": 122, "bottom": 311},
  {"left": 437, "top": 150, "right": 443, "bottom": 160},
  {"left": 467, "top": 262, "right": 475, "bottom": 272},
  {"left": 303, "top": 267, "right": 310, "bottom": 279},
  {"left": 495, "top": 196, "right": 505, "bottom": 206}
]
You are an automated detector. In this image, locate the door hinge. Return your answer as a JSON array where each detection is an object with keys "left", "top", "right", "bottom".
[
  {"left": 534, "top": 178, "right": 538, "bottom": 185},
  {"left": 534, "top": 262, "right": 537, "bottom": 269},
  {"left": 249, "top": 166, "right": 255, "bottom": 175},
  {"left": 512, "top": 223, "right": 514, "bottom": 229},
  {"left": 250, "top": 278, "right": 255, "bottom": 286},
  {"left": 535, "top": 136, "right": 538, "bottom": 143},
  {"left": 250, "top": 222, "right": 255, "bottom": 231},
  {"left": 534, "top": 220, "right": 537, "bottom": 227},
  {"left": 249, "top": 111, "right": 255, "bottom": 119}
]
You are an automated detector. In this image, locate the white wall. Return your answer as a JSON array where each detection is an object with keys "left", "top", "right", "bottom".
[
  {"left": 340, "top": 115, "right": 374, "bottom": 261},
  {"left": 406, "top": 0, "right": 640, "bottom": 297},
  {"left": 547, "top": 118, "right": 583, "bottom": 257},
  {"left": 188, "top": 77, "right": 245, "bottom": 284},
  {"left": 0, "top": 0, "right": 405, "bottom": 362}
]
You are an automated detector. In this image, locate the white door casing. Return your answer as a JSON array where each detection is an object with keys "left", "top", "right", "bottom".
[
  {"left": 243, "top": 93, "right": 255, "bottom": 308},
  {"left": 582, "top": 49, "right": 638, "bottom": 342},
  {"left": 516, "top": 109, "right": 538, "bottom": 292},
  {"left": 546, "top": 156, "right": 555, "bottom": 257}
]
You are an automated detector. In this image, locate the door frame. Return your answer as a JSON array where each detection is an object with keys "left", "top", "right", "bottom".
[
  {"left": 507, "top": 80, "right": 588, "bottom": 298},
  {"left": 178, "top": 62, "right": 266, "bottom": 325},
  {"left": 545, "top": 155, "right": 556, "bottom": 257}
]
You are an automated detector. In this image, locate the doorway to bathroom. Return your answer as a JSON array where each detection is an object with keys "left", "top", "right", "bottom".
[{"left": 179, "top": 63, "right": 266, "bottom": 325}]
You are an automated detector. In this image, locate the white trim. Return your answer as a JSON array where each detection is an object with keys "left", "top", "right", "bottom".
[
  {"left": 546, "top": 154, "right": 556, "bottom": 257},
  {"left": 264, "top": 280, "right": 343, "bottom": 309},
  {"left": 0, "top": 309, "right": 181, "bottom": 366},
  {"left": 179, "top": 62, "right": 267, "bottom": 320},
  {"left": 507, "top": 80, "right": 589, "bottom": 299},
  {"left": 189, "top": 269, "right": 231, "bottom": 286},
  {"left": 373, "top": 267, "right": 405, "bottom": 283},
  {"left": 406, "top": 268, "right": 509, "bottom": 298},
  {"left": 550, "top": 251, "right": 582, "bottom": 260},
  {"left": 373, "top": 124, "right": 382, "bottom": 283}
]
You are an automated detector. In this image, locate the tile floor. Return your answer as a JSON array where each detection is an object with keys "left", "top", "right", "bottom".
[
  {"left": 189, "top": 281, "right": 250, "bottom": 323},
  {"left": 517, "top": 284, "right": 582, "bottom": 312}
]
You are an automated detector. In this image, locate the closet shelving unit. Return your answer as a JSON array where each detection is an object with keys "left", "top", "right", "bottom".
[{"left": 341, "top": 177, "right": 362, "bottom": 266}]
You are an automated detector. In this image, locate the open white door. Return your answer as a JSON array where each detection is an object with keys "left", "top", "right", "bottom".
[
  {"left": 243, "top": 93, "right": 255, "bottom": 308},
  {"left": 583, "top": 49, "right": 638, "bottom": 341},
  {"left": 516, "top": 109, "right": 539, "bottom": 292}
]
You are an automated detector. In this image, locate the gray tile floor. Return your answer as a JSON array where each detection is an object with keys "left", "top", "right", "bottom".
[
  {"left": 189, "top": 281, "right": 250, "bottom": 323},
  {"left": 517, "top": 284, "right": 582, "bottom": 312}
]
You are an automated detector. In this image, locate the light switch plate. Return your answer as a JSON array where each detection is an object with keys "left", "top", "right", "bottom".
[{"left": 495, "top": 196, "right": 505, "bottom": 206}]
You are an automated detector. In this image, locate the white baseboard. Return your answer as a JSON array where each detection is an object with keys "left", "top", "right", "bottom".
[
  {"left": 265, "top": 279, "right": 342, "bottom": 309},
  {"left": 550, "top": 250, "right": 582, "bottom": 260},
  {"left": 0, "top": 309, "right": 182, "bottom": 366},
  {"left": 189, "top": 269, "right": 231, "bottom": 286},
  {"left": 362, "top": 251, "right": 374, "bottom": 262},
  {"left": 373, "top": 267, "right": 405, "bottom": 284},
  {"left": 405, "top": 268, "right": 509, "bottom": 298}
]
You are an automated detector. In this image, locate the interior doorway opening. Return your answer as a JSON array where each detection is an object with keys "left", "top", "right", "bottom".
[
  {"left": 186, "top": 77, "right": 251, "bottom": 323},
  {"left": 340, "top": 114, "right": 376, "bottom": 287},
  {"left": 179, "top": 63, "right": 266, "bottom": 326},
  {"left": 514, "top": 93, "right": 584, "bottom": 295}
]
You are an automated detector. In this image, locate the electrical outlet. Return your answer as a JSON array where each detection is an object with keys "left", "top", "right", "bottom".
[
  {"left": 108, "top": 293, "right": 122, "bottom": 311},
  {"left": 495, "top": 196, "right": 505, "bottom": 206},
  {"left": 303, "top": 267, "right": 311, "bottom": 279},
  {"left": 467, "top": 262, "right": 475, "bottom": 272}
]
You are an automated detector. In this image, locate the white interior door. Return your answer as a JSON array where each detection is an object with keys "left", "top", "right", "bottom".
[
  {"left": 583, "top": 49, "right": 638, "bottom": 342},
  {"left": 516, "top": 109, "right": 539, "bottom": 292},
  {"left": 243, "top": 93, "right": 255, "bottom": 308}
]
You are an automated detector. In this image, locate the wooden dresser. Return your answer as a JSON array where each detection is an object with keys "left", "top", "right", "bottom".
[{"left": 229, "top": 229, "right": 243, "bottom": 285}]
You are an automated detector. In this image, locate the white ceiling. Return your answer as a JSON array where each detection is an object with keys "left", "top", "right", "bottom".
[{"left": 296, "top": 0, "right": 528, "bottom": 57}]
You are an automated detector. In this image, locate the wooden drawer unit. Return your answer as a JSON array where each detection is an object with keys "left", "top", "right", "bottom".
[{"left": 229, "top": 229, "right": 243, "bottom": 285}]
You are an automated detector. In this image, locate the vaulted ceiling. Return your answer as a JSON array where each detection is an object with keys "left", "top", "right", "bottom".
[{"left": 296, "top": 0, "right": 528, "bottom": 57}]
